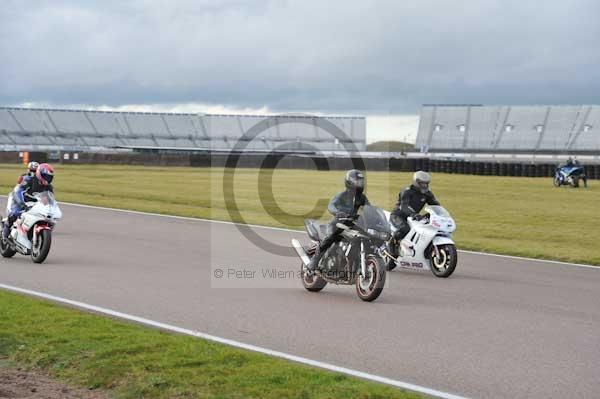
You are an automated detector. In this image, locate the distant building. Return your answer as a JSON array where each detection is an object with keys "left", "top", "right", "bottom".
[
  {"left": 415, "top": 105, "right": 599, "bottom": 153},
  {"left": 0, "top": 107, "right": 366, "bottom": 153}
]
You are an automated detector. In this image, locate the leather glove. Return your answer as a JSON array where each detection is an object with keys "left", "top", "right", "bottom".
[
  {"left": 412, "top": 214, "right": 424, "bottom": 221},
  {"left": 336, "top": 211, "right": 350, "bottom": 219}
]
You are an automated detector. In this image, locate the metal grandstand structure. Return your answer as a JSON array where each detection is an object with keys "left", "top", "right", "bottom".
[
  {"left": 0, "top": 107, "right": 366, "bottom": 153},
  {"left": 416, "top": 105, "right": 600, "bottom": 153}
]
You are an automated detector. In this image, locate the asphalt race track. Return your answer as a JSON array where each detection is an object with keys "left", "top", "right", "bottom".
[{"left": 1, "top": 203, "right": 599, "bottom": 399}]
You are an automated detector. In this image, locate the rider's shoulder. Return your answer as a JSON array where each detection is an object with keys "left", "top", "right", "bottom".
[
  {"left": 331, "top": 190, "right": 346, "bottom": 200},
  {"left": 401, "top": 186, "right": 413, "bottom": 195},
  {"left": 19, "top": 175, "right": 33, "bottom": 186}
]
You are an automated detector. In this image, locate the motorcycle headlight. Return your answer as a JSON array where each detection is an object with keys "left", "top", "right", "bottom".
[{"left": 367, "top": 228, "right": 390, "bottom": 240}]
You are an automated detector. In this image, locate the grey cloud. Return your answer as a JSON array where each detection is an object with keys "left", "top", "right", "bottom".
[{"left": 1, "top": 0, "right": 599, "bottom": 113}]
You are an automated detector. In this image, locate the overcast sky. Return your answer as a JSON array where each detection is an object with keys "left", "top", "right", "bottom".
[{"left": 2, "top": 0, "right": 599, "bottom": 142}]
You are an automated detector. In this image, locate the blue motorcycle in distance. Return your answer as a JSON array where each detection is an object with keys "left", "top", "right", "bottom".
[{"left": 554, "top": 164, "right": 588, "bottom": 188}]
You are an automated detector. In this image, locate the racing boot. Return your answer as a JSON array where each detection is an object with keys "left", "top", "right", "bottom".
[
  {"left": 2, "top": 215, "right": 15, "bottom": 240},
  {"left": 306, "top": 246, "right": 323, "bottom": 274}
]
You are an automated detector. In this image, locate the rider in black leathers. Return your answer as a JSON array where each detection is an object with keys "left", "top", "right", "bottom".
[
  {"left": 306, "top": 169, "right": 369, "bottom": 272},
  {"left": 389, "top": 171, "right": 440, "bottom": 248}
]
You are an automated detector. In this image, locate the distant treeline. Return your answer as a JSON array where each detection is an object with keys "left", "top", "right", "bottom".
[{"left": 366, "top": 141, "right": 414, "bottom": 152}]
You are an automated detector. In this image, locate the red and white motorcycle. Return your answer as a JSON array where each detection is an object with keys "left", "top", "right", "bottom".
[
  {"left": 383, "top": 206, "right": 458, "bottom": 277},
  {"left": 1, "top": 191, "right": 62, "bottom": 263}
]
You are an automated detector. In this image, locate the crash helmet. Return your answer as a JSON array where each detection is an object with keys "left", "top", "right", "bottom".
[
  {"left": 345, "top": 169, "right": 365, "bottom": 193},
  {"left": 27, "top": 161, "right": 39, "bottom": 173},
  {"left": 412, "top": 170, "right": 431, "bottom": 194},
  {"left": 36, "top": 163, "right": 55, "bottom": 186}
]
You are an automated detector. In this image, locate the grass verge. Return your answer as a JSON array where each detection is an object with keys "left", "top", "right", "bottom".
[
  {"left": 0, "top": 163, "right": 598, "bottom": 265},
  {"left": 0, "top": 290, "right": 422, "bottom": 399}
]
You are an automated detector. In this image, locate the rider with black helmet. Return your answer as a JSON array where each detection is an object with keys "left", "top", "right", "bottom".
[
  {"left": 389, "top": 171, "right": 440, "bottom": 246},
  {"left": 306, "top": 169, "right": 370, "bottom": 272}
]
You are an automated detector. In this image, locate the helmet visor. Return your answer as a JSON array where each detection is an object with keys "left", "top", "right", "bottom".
[
  {"left": 42, "top": 173, "right": 54, "bottom": 184},
  {"left": 349, "top": 174, "right": 365, "bottom": 190},
  {"left": 416, "top": 180, "right": 429, "bottom": 192}
]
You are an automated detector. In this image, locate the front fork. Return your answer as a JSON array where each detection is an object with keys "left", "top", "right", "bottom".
[
  {"left": 32, "top": 224, "right": 52, "bottom": 247},
  {"left": 432, "top": 244, "right": 441, "bottom": 259},
  {"left": 360, "top": 241, "right": 367, "bottom": 276}
]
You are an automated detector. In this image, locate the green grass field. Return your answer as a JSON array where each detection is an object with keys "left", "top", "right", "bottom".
[
  {"left": 0, "top": 290, "right": 422, "bottom": 399},
  {"left": 0, "top": 163, "right": 597, "bottom": 265}
]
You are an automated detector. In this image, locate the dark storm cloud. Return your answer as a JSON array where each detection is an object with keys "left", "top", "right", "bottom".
[{"left": 1, "top": 0, "right": 599, "bottom": 113}]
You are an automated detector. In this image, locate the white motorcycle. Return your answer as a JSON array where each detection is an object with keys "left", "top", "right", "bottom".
[
  {"left": 383, "top": 206, "right": 457, "bottom": 277},
  {"left": 1, "top": 191, "right": 62, "bottom": 263}
]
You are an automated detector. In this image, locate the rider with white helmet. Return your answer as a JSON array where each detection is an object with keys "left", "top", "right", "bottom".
[
  {"left": 389, "top": 171, "right": 440, "bottom": 246},
  {"left": 17, "top": 161, "right": 39, "bottom": 184}
]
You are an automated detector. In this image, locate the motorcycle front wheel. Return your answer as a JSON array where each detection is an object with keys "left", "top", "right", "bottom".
[
  {"left": 553, "top": 177, "right": 561, "bottom": 187},
  {"left": 31, "top": 230, "right": 52, "bottom": 264},
  {"left": 300, "top": 244, "right": 327, "bottom": 292},
  {"left": 387, "top": 258, "right": 397, "bottom": 271},
  {"left": 429, "top": 244, "right": 457, "bottom": 278},
  {"left": 355, "top": 254, "right": 386, "bottom": 302}
]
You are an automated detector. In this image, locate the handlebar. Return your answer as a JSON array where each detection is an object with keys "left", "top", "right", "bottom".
[{"left": 410, "top": 214, "right": 429, "bottom": 223}]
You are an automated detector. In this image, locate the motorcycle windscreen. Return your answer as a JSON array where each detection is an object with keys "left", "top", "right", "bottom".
[
  {"left": 561, "top": 166, "right": 584, "bottom": 176},
  {"left": 426, "top": 205, "right": 450, "bottom": 217},
  {"left": 355, "top": 205, "right": 391, "bottom": 233},
  {"left": 29, "top": 191, "right": 61, "bottom": 219},
  {"left": 33, "top": 191, "right": 56, "bottom": 206}
]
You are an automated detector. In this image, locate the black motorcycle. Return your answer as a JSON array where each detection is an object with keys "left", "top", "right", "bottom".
[{"left": 291, "top": 205, "right": 389, "bottom": 302}]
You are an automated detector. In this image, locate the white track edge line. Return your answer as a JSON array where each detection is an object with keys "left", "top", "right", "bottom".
[
  {"left": 60, "top": 200, "right": 598, "bottom": 269},
  {"left": 1, "top": 195, "right": 596, "bottom": 269},
  {"left": 0, "top": 283, "right": 469, "bottom": 399},
  {"left": 457, "top": 250, "right": 598, "bottom": 269}
]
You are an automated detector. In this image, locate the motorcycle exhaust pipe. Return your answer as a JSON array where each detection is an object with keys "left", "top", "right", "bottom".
[{"left": 291, "top": 239, "right": 311, "bottom": 266}]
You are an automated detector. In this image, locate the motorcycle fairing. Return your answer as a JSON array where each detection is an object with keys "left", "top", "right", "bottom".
[{"left": 304, "top": 219, "right": 328, "bottom": 242}]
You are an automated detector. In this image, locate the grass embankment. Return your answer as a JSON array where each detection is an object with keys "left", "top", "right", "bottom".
[
  {"left": 366, "top": 141, "right": 414, "bottom": 152},
  {"left": 0, "top": 163, "right": 597, "bottom": 265},
  {"left": 0, "top": 290, "right": 422, "bottom": 399}
]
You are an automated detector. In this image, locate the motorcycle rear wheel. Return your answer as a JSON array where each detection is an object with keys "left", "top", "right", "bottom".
[
  {"left": 355, "top": 255, "right": 386, "bottom": 302},
  {"left": 0, "top": 222, "right": 16, "bottom": 258},
  {"left": 31, "top": 230, "right": 51, "bottom": 264},
  {"left": 300, "top": 245, "right": 327, "bottom": 292},
  {"left": 429, "top": 244, "right": 457, "bottom": 278}
]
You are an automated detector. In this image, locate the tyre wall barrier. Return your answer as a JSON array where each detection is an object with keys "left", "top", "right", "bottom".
[{"left": 1, "top": 151, "right": 598, "bottom": 179}]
